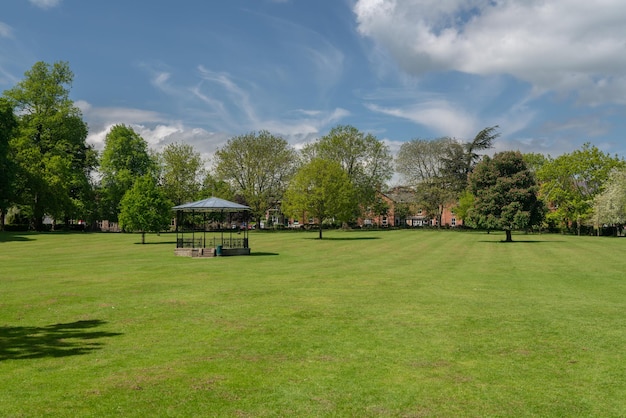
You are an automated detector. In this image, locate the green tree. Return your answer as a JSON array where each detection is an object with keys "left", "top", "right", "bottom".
[
  {"left": 537, "top": 143, "right": 624, "bottom": 235},
  {"left": 592, "top": 168, "right": 626, "bottom": 235},
  {"left": 214, "top": 130, "right": 297, "bottom": 225},
  {"left": 454, "top": 190, "right": 475, "bottom": 222},
  {"left": 468, "top": 151, "right": 544, "bottom": 242},
  {"left": 99, "top": 124, "right": 156, "bottom": 222},
  {"left": 440, "top": 140, "right": 467, "bottom": 194},
  {"left": 201, "top": 172, "right": 235, "bottom": 201},
  {"left": 393, "top": 202, "right": 412, "bottom": 228},
  {"left": 160, "top": 142, "right": 205, "bottom": 205},
  {"left": 282, "top": 158, "right": 355, "bottom": 239},
  {"left": 464, "top": 125, "right": 500, "bottom": 175},
  {"left": 303, "top": 125, "right": 393, "bottom": 219},
  {"left": 370, "top": 195, "right": 389, "bottom": 227},
  {"left": 437, "top": 126, "right": 499, "bottom": 194},
  {"left": 523, "top": 152, "right": 550, "bottom": 174},
  {"left": 119, "top": 174, "right": 172, "bottom": 244},
  {"left": 0, "top": 97, "right": 17, "bottom": 230},
  {"left": 396, "top": 137, "right": 458, "bottom": 227},
  {"left": 4, "top": 61, "right": 95, "bottom": 230}
]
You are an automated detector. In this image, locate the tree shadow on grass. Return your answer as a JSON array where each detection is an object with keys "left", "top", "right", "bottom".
[
  {"left": 0, "top": 232, "right": 34, "bottom": 243},
  {"left": 0, "top": 320, "right": 122, "bottom": 361},
  {"left": 477, "top": 239, "right": 563, "bottom": 243},
  {"left": 303, "top": 236, "right": 382, "bottom": 241},
  {"left": 132, "top": 241, "right": 177, "bottom": 245},
  {"left": 249, "top": 252, "right": 279, "bottom": 256}
]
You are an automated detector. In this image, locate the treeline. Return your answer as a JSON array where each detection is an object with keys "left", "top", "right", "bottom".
[
  {"left": 1, "top": 61, "right": 625, "bottom": 237},
  {"left": 396, "top": 132, "right": 625, "bottom": 236}
]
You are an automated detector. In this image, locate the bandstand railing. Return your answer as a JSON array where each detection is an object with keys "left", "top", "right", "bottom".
[{"left": 176, "top": 236, "right": 247, "bottom": 249}]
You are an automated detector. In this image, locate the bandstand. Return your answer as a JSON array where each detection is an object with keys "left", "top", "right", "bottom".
[{"left": 172, "top": 197, "right": 251, "bottom": 257}]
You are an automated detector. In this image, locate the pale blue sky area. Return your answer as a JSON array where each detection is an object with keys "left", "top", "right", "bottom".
[{"left": 2, "top": 0, "right": 626, "bottom": 169}]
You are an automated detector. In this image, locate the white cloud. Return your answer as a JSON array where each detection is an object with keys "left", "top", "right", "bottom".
[
  {"left": 366, "top": 100, "right": 477, "bottom": 139},
  {"left": 354, "top": 0, "right": 626, "bottom": 106},
  {"left": 151, "top": 72, "right": 170, "bottom": 90},
  {"left": 79, "top": 98, "right": 347, "bottom": 162},
  {"left": 0, "top": 22, "right": 13, "bottom": 38},
  {"left": 86, "top": 122, "right": 229, "bottom": 167},
  {"left": 78, "top": 100, "right": 172, "bottom": 150},
  {"left": 77, "top": 101, "right": 163, "bottom": 126},
  {"left": 29, "top": 0, "right": 61, "bottom": 9}
]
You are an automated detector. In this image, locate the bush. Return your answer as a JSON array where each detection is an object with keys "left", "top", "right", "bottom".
[{"left": 3, "top": 224, "right": 30, "bottom": 232}]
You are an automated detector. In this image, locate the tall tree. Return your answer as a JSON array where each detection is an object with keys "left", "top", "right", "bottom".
[
  {"left": 119, "top": 174, "right": 172, "bottom": 244},
  {"left": 440, "top": 140, "right": 467, "bottom": 194},
  {"left": 303, "top": 125, "right": 393, "bottom": 219},
  {"left": 99, "top": 124, "right": 156, "bottom": 222},
  {"left": 160, "top": 142, "right": 205, "bottom": 205},
  {"left": 282, "top": 158, "right": 355, "bottom": 239},
  {"left": 440, "top": 126, "right": 499, "bottom": 193},
  {"left": 395, "top": 137, "right": 458, "bottom": 226},
  {"left": 592, "top": 168, "right": 626, "bottom": 235},
  {"left": 201, "top": 172, "right": 235, "bottom": 201},
  {"left": 0, "top": 97, "right": 17, "bottom": 230},
  {"left": 214, "top": 130, "right": 297, "bottom": 225},
  {"left": 468, "top": 151, "right": 544, "bottom": 242},
  {"left": 523, "top": 152, "right": 550, "bottom": 174},
  {"left": 4, "top": 61, "right": 95, "bottom": 230},
  {"left": 537, "top": 143, "right": 624, "bottom": 235},
  {"left": 464, "top": 125, "right": 500, "bottom": 174}
]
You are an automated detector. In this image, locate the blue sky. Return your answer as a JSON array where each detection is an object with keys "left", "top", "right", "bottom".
[{"left": 2, "top": 0, "right": 626, "bottom": 170}]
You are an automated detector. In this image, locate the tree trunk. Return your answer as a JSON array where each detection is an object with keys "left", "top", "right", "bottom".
[
  {"left": 438, "top": 206, "right": 443, "bottom": 229},
  {"left": 141, "top": 231, "right": 146, "bottom": 244},
  {"left": 318, "top": 224, "right": 323, "bottom": 239},
  {"left": 505, "top": 229, "right": 513, "bottom": 242}
]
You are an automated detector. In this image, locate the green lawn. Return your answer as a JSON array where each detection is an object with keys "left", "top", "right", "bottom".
[{"left": 1, "top": 229, "right": 625, "bottom": 417}]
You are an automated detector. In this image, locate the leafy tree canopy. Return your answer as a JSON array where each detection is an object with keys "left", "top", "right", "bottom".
[
  {"left": 592, "top": 167, "right": 626, "bottom": 231},
  {"left": 464, "top": 125, "right": 500, "bottom": 174},
  {"left": 396, "top": 137, "right": 458, "bottom": 226},
  {"left": 468, "top": 151, "right": 544, "bottom": 242},
  {"left": 214, "top": 130, "right": 297, "bottom": 224},
  {"left": 201, "top": 172, "right": 235, "bottom": 202},
  {"left": 0, "top": 98, "right": 18, "bottom": 229},
  {"left": 160, "top": 142, "right": 205, "bottom": 205},
  {"left": 99, "top": 124, "right": 156, "bottom": 221},
  {"left": 304, "top": 125, "right": 393, "bottom": 217},
  {"left": 119, "top": 174, "right": 172, "bottom": 244},
  {"left": 282, "top": 158, "right": 355, "bottom": 239},
  {"left": 4, "top": 61, "right": 94, "bottom": 230},
  {"left": 537, "top": 143, "right": 624, "bottom": 235}
]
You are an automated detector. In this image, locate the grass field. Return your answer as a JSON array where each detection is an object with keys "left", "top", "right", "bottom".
[{"left": 1, "top": 229, "right": 625, "bottom": 417}]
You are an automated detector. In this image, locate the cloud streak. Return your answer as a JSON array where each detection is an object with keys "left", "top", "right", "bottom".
[
  {"left": 366, "top": 101, "right": 477, "bottom": 139},
  {"left": 29, "top": 0, "right": 62, "bottom": 9},
  {"left": 0, "top": 22, "right": 13, "bottom": 38}
]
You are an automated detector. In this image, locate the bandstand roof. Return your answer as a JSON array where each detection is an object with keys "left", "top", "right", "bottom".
[{"left": 172, "top": 197, "right": 250, "bottom": 212}]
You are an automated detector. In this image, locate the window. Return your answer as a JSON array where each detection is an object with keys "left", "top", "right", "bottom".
[{"left": 451, "top": 217, "right": 456, "bottom": 226}]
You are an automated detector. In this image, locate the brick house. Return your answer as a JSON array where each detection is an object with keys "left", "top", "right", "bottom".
[
  {"left": 265, "top": 186, "right": 463, "bottom": 229},
  {"left": 359, "top": 187, "right": 463, "bottom": 228}
]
